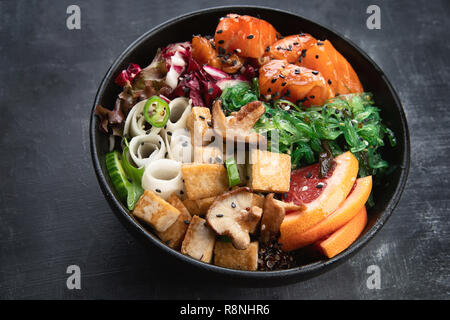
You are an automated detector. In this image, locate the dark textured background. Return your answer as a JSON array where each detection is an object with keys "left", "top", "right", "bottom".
[{"left": 0, "top": 0, "right": 449, "bottom": 299}]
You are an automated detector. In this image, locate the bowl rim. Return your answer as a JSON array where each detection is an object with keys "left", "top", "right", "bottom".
[{"left": 89, "top": 5, "right": 410, "bottom": 280}]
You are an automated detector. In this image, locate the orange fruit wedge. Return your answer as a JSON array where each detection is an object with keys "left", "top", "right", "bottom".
[
  {"left": 316, "top": 206, "right": 367, "bottom": 258},
  {"left": 287, "top": 176, "right": 372, "bottom": 249},
  {"left": 279, "top": 151, "right": 359, "bottom": 251}
]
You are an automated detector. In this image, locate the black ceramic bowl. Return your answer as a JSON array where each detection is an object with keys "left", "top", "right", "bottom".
[{"left": 90, "top": 6, "right": 410, "bottom": 283}]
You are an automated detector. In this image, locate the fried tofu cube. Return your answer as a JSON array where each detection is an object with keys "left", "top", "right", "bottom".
[
  {"left": 183, "top": 196, "right": 216, "bottom": 216},
  {"left": 181, "top": 215, "right": 216, "bottom": 262},
  {"left": 187, "top": 107, "right": 213, "bottom": 146},
  {"left": 213, "top": 241, "right": 259, "bottom": 271},
  {"left": 156, "top": 193, "right": 192, "bottom": 249},
  {"left": 195, "top": 196, "right": 216, "bottom": 215},
  {"left": 249, "top": 149, "right": 291, "bottom": 193},
  {"left": 181, "top": 163, "right": 229, "bottom": 200},
  {"left": 133, "top": 190, "right": 181, "bottom": 232},
  {"left": 183, "top": 199, "right": 200, "bottom": 215},
  {"left": 193, "top": 145, "right": 224, "bottom": 164}
]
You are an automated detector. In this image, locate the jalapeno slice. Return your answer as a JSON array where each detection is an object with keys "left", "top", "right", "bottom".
[{"left": 143, "top": 96, "right": 170, "bottom": 128}]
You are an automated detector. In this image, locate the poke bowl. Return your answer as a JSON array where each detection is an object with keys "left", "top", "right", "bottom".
[{"left": 90, "top": 6, "right": 410, "bottom": 282}]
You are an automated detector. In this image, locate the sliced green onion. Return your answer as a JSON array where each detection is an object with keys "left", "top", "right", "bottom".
[
  {"left": 225, "top": 157, "right": 241, "bottom": 187},
  {"left": 143, "top": 96, "right": 170, "bottom": 128}
]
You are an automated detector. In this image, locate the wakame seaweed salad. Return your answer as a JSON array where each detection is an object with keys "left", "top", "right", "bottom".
[{"left": 220, "top": 81, "right": 396, "bottom": 182}]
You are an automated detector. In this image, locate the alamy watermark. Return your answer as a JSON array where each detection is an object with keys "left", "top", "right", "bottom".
[
  {"left": 66, "top": 265, "right": 81, "bottom": 290},
  {"left": 366, "top": 5, "right": 381, "bottom": 30},
  {"left": 66, "top": 5, "right": 81, "bottom": 30},
  {"left": 366, "top": 264, "right": 381, "bottom": 289}
]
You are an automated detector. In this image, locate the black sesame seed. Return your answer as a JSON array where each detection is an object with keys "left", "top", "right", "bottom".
[
  {"left": 184, "top": 220, "right": 190, "bottom": 225},
  {"left": 271, "top": 78, "right": 277, "bottom": 83},
  {"left": 218, "top": 40, "right": 224, "bottom": 44},
  {"left": 293, "top": 42, "right": 299, "bottom": 45},
  {"left": 199, "top": 115, "right": 206, "bottom": 120},
  {"left": 216, "top": 214, "right": 224, "bottom": 218},
  {"left": 312, "top": 71, "right": 319, "bottom": 75},
  {"left": 310, "top": 95, "right": 315, "bottom": 99},
  {"left": 215, "top": 157, "right": 222, "bottom": 163},
  {"left": 182, "top": 86, "right": 190, "bottom": 93},
  {"left": 306, "top": 172, "right": 312, "bottom": 178},
  {"left": 328, "top": 79, "right": 332, "bottom": 85},
  {"left": 218, "top": 47, "right": 225, "bottom": 55},
  {"left": 265, "top": 46, "right": 270, "bottom": 52},
  {"left": 164, "top": 152, "right": 168, "bottom": 157},
  {"left": 295, "top": 69, "right": 300, "bottom": 74},
  {"left": 231, "top": 202, "right": 236, "bottom": 208},
  {"left": 182, "top": 141, "right": 188, "bottom": 147},
  {"left": 316, "top": 184, "right": 323, "bottom": 189},
  {"left": 299, "top": 33, "right": 306, "bottom": 37},
  {"left": 247, "top": 34, "right": 254, "bottom": 39},
  {"left": 301, "top": 49, "right": 307, "bottom": 57},
  {"left": 317, "top": 41, "right": 324, "bottom": 46},
  {"left": 180, "top": 190, "right": 184, "bottom": 195},
  {"left": 207, "top": 121, "right": 213, "bottom": 127},
  {"left": 281, "top": 82, "right": 287, "bottom": 86},
  {"left": 276, "top": 46, "right": 281, "bottom": 50},
  {"left": 155, "top": 188, "right": 161, "bottom": 193},
  {"left": 216, "top": 29, "right": 223, "bottom": 34},
  {"left": 167, "top": 131, "right": 172, "bottom": 136},
  {"left": 283, "top": 192, "right": 288, "bottom": 200},
  {"left": 285, "top": 89, "right": 291, "bottom": 97},
  {"left": 315, "top": 55, "right": 319, "bottom": 59},
  {"left": 267, "top": 88, "right": 272, "bottom": 93}
]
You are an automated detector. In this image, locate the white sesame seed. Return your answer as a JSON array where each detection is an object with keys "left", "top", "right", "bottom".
[{"left": 302, "top": 186, "right": 308, "bottom": 191}]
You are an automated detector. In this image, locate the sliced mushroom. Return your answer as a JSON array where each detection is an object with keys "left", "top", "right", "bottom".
[
  {"left": 212, "top": 100, "right": 266, "bottom": 144},
  {"left": 206, "top": 187, "right": 261, "bottom": 250},
  {"left": 260, "top": 193, "right": 305, "bottom": 243}
]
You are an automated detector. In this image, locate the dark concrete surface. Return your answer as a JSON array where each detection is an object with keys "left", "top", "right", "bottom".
[{"left": 0, "top": 0, "right": 449, "bottom": 299}]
